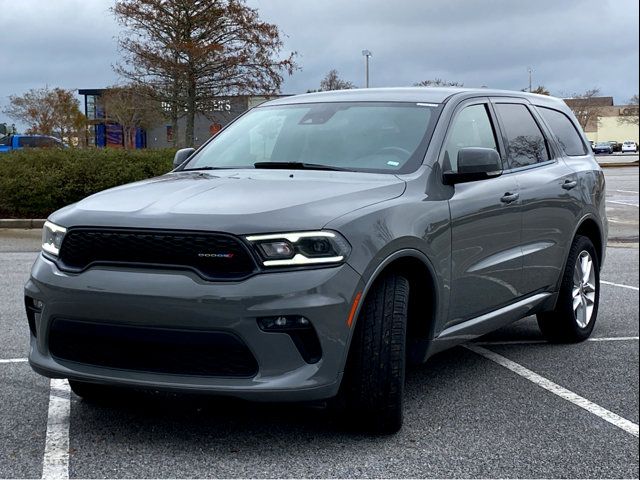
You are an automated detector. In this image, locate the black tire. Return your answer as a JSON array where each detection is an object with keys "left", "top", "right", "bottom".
[
  {"left": 339, "top": 273, "right": 409, "bottom": 434},
  {"left": 537, "top": 235, "right": 600, "bottom": 343},
  {"left": 68, "top": 379, "right": 113, "bottom": 401}
]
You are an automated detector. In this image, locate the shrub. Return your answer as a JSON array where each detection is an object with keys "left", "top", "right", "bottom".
[{"left": 0, "top": 148, "right": 175, "bottom": 218}]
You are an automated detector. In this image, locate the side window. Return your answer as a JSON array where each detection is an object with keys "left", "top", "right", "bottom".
[
  {"left": 495, "top": 103, "right": 550, "bottom": 168},
  {"left": 37, "top": 137, "right": 58, "bottom": 148},
  {"left": 0, "top": 135, "right": 10, "bottom": 146},
  {"left": 538, "top": 107, "right": 587, "bottom": 156},
  {"left": 18, "top": 137, "right": 37, "bottom": 148},
  {"left": 443, "top": 104, "right": 498, "bottom": 172}
]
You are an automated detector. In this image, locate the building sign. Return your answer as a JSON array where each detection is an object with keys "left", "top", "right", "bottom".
[{"left": 210, "top": 99, "right": 232, "bottom": 112}]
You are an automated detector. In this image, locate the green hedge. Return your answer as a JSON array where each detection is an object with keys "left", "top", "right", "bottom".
[{"left": 0, "top": 148, "right": 175, "bottom": 218}]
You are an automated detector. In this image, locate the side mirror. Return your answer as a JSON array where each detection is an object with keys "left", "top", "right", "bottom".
[
  {"left": 443, "top": 147, "right": 503, "bottom": 185},
  {"left": 173, "top": 148, "right": 196, "bottom": 169}
]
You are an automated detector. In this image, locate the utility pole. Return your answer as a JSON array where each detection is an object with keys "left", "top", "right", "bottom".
[
  {"left": 362, "top": 50, "right": 372, "bottom": 88},
  {"left": 527, "top": 66, "right": 533, "bottom": 93}
]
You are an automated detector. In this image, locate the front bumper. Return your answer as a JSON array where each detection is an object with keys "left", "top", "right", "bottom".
[{"left": 25, "top": 254, "right": 363, "bottom": 402}]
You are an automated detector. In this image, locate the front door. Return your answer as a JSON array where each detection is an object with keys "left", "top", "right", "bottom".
[{"left": 444, "top": 100, "right": 524, "bottom": 326}]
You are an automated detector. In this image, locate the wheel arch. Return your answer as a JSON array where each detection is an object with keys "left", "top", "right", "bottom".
[
  {"left": 344, "top": 249, "right": 441, "bottom": 366},
  {"left": 573, "top": 215, "right": 605, "bottom": 268}
]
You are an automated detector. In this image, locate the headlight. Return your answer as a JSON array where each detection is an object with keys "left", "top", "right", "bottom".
[
  {"left": 245, "top": 231, "right": 351, "bottom": 267},
  {"left": 42, "top": 221, "right": 67, "bottom": 256}
]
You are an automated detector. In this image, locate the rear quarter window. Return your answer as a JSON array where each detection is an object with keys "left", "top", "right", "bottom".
[{"left": 538, "top": 107, "right": 587, "bottom": 156}]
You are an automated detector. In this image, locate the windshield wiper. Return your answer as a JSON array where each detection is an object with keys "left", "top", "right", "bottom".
[
  {"left": 254, "top": 162, "right": 350, "bottom": 172},
  {"left": 180, "top": 166, "right": 231, "bottom": 171}
]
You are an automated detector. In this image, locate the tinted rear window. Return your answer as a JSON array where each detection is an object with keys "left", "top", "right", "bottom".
[
  {"left": 538, "top": 107, "right": 586, "bottom": 156},
  {"left": 495, "top": 103, "right": 549, "bottom": 168}
]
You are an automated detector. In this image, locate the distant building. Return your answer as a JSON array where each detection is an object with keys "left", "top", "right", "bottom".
[
  {"left": 564, "top": 96, "right": 639, "bottom": 143},
  {"left": 78, "top": 89, "right": 288, "bottom": 148}
]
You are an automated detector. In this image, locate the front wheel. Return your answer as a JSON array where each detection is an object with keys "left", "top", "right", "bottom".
[
  {"left": 537, "top": 235, "right": 600, "bottom": 342},
  {"left": 339, "top": 273, "right": 409, "bottom": 434}
]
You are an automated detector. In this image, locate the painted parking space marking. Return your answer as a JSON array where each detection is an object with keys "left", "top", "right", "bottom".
[
  {"left": 466, "top": 345, "right": 639, "bottom": 438},
  {"left": 602, "top": 280, "right": 639, "bottom": 291},
  {"left": 473, "top": 336, "right": 639, "bottom": 346},
  {"left": 41, "top": 378, "right": 71, "bottom": 480},
  {"left": 607, "top": 200, "right": 639, "bottom": 207},
  {"left": 613, "top": 189, "right": 639, "bottom": 194},
  {"left": 0, "top": 357, "right": 28, "bottom": 363}
]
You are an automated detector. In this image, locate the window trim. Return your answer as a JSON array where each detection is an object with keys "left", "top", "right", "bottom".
[{"left": 490, "top": 98, "right": 557, "bottom": 170}]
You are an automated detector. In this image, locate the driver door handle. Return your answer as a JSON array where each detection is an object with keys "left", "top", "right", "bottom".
[
  {"left": 562, "top": 179, "right": 578, "bottom": 190},
  {"left": 500, "top": 192, "right": 519, "bottom": 204}
]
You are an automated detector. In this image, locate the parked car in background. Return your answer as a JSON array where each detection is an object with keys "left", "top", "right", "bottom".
[
  {"left": 621, "top": 141, "right": 638, "bottom": 153},
  {"left": 593, "top": 142, "right": 614, "bottom": 154},
  {"left": 0, "top": 134, "right": 65, "bottom": 153},
  {"left": 607, "top": 141, "right": 622, "bottom": 152},
  {"left": 26, "top": 88, "right": 607, "bottom": 433}
]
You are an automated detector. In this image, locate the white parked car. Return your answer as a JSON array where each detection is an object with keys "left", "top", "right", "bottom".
[{"left": 621, "top": 141, "right": 638, "bottom": 153}]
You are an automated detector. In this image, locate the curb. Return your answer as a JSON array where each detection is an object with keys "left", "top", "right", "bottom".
[
  {"left": 598, "top": 162, "right": 639, "bottom": 168},
  {"left": 0, "top": 219, "right": 46, "bottom": 229}
]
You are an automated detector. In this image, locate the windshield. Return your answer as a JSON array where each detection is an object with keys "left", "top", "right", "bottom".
[{"left": 182, "top": 102, "right": 439, "bottom": 173}]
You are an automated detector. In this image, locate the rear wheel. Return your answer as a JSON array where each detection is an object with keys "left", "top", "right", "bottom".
[
  {"left": 339, "top": 273, "right": 409, "bottom": 434},
  {"left": 537, "top": 235, "right": 599, "bottom": 342}
]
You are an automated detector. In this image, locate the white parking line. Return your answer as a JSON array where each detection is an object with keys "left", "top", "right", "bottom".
[
  {"left": 613, "top": 189, "right": 639, "bottom": 194},
  {"left": 466, "top": 345, "right": 639, "bottom": 438},
  {"left": 473, "top": 336, "right": 639, "bottom": 346},
  {"left": 589, "top": 336, "right": 639, "bottom": 342},
  {"left": 607, "top": 200, "right": 639, "bottom": 207},
  {"left": 0, "top": 357, "right": 28, "bottom": 363},
  {"left": 602, "top": 280, "right": 640, "bottom": 291},
  {"left": 41, "top": 379, "right": 71, "bottom": 480}
]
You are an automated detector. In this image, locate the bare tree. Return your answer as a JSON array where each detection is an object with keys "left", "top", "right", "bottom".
[
  {"left": 100, "top": 85, "right": 164, "bottom": 149},
  {"left": 565, "top": 88, "right": 603, "bottom": 131},
  {"left": 618, "top": 94, "right": 639, "bottom": 126},
  {"left": 112, "top": 0, "right": 297, "bottom": 147},
  {"left": 319, "top": 69, "right": 354, "bottom": 91},
  {"left": 3, "top": 87, "right": 86, "bottom": 143},
  {"left": 414, "top": 78, "right": 464, "bottom": 87},
  {"left": 522, "top": 85, "right": 550, "bottom": 95}
]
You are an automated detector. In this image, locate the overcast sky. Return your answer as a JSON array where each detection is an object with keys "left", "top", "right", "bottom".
[{"left": 1, "top": 0, "right": 638, "bottom": 127}]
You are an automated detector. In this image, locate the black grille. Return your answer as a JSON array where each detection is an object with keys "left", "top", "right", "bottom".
[
  {"left": 58, "top": 228, "right": 257, "bottom": 280},
  {"left": 49, "top": 318, "right": 259, "bottom": 377}
]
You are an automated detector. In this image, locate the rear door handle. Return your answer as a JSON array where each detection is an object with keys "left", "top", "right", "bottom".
[
  {"left": 562, "top": 180, "right": 578, "bottom": 190},
  {"left": 500, "top": 192, "right": 519, "bottom": 204}
]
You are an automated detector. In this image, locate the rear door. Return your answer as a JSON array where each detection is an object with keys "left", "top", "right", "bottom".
[
  {"left": 492, "top": 99, "right": 579, "bottom": 295},
  {"left": 444, "top": 98, "right": 523, "bottom": 326}
]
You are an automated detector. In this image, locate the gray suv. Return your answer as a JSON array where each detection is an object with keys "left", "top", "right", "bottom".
[{"left": 26, "top": 88, "right": 607, "bottom": 433}]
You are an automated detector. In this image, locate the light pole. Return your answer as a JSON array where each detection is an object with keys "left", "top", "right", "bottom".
[
  {"left": 527, "top": 66, "right": 533, "bottom": 93},
  {"left": 362, "top": 49, "right": 372, "bottom": 88}
]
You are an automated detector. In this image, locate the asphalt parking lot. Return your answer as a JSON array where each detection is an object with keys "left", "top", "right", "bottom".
[{"left": 0, "top": 167, "right": 638, "bottom": 479}]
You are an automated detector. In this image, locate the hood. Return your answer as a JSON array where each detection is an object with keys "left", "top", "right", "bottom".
[{"left": 50, "top": 169, "right": 406, "bottom": 234}]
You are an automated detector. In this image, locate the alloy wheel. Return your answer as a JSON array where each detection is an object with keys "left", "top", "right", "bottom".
[{"left": 572, "top": 250, "right": 597, "bottom": 328}]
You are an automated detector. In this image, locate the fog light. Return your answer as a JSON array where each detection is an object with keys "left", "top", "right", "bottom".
[
  {"left": 258, "top": 315, "right": 310, "bottom": 331},
  {"left": 257, "top": 315, "right": 321, "bottom": 364},
  {"left": 33, "top": 299, "right": 44, "bottom": 310}
]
